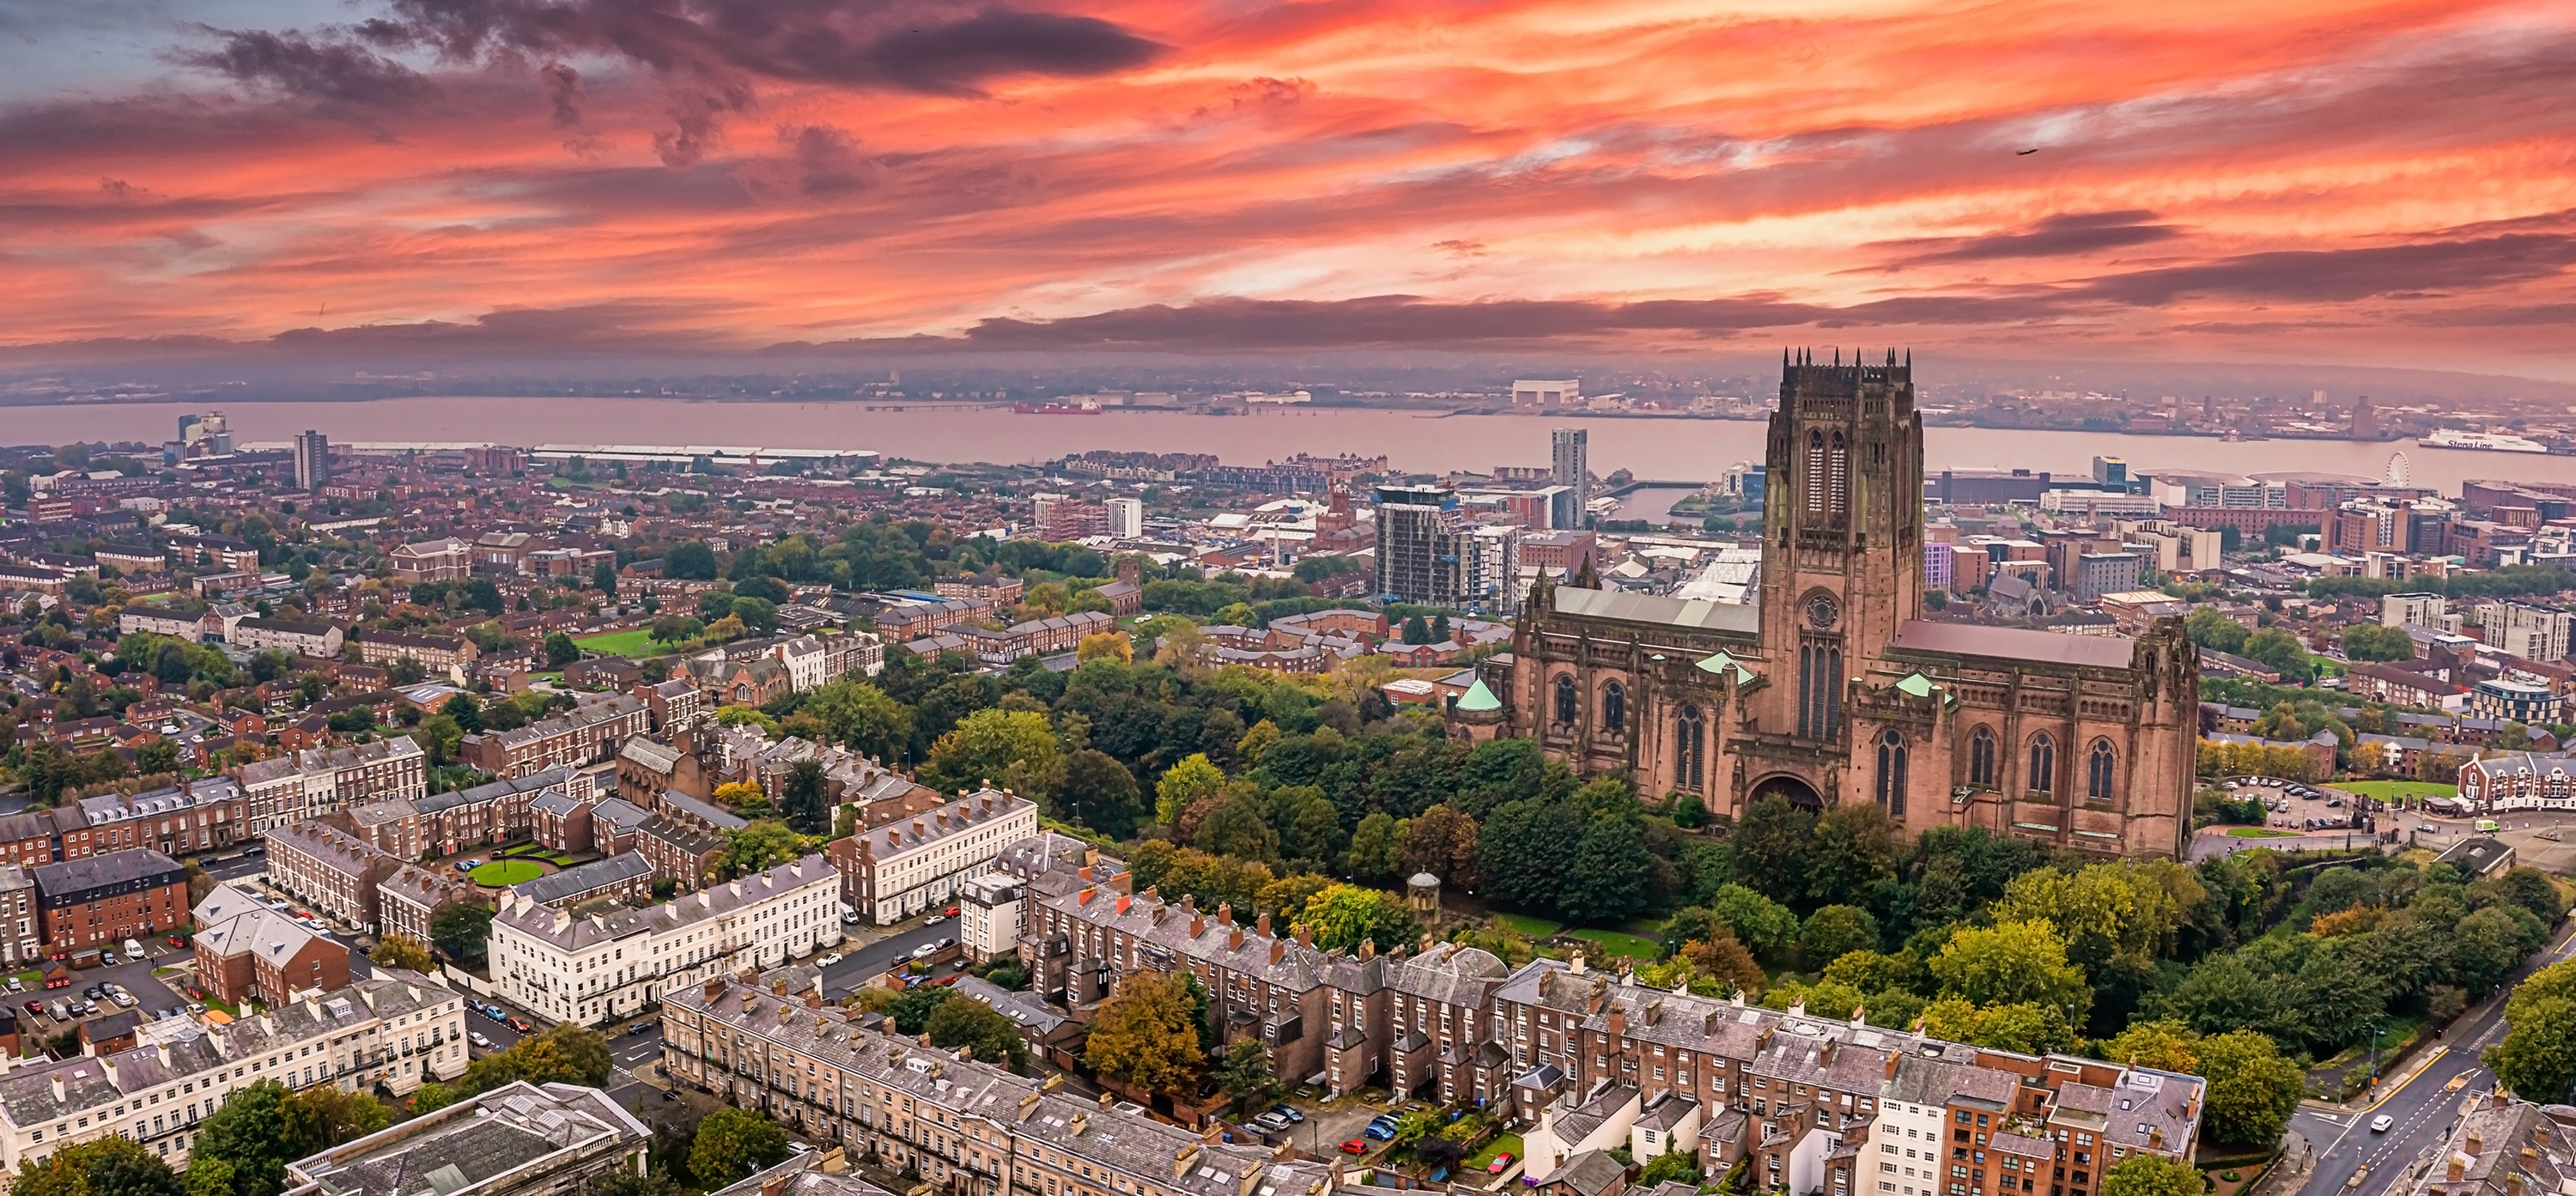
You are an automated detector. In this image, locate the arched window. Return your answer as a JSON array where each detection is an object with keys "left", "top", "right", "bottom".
[
  {"left": 1969, "top": 725, "right": 1996, "bottom": 787},
  {"left": 1675, "top": 706, "right": 1704, "bottom": 790},
  {"left": 2028, "top": 733, "right": 2057, "bottom": 795},
  {"left": 1829, "top": 431, "right": 1850, "bottom": 516},
  {"left": 1805, "top": 429, "right": 1826, "bottom": 516},
  {"left": 1601, "top": 683, "right": 1626, "bottom": 734},
  {"left": 2087, "top": 738, "right": 2117, "bottom": 801},
  {"left": 1876, "top": 730, "right": 1908, "bottom": 818},
  {"left": 1553, "top": 675, "right": 1577, "bottom": 725}
]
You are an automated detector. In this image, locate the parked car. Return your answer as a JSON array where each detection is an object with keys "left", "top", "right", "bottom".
[
  {"left": 110, "top": 991, "right": 135, "bottom": 1008},
  {"left": 1272, "top": 1105, "right": 1303, "bottom": 1124},
  {"left": 20, "top": 1000, "right": 40, "bottom": 1017},
  {"left": 4, "top": 977, "right": 19, "bottom": 993},
  {"left": 122, "top": 939, "right": 143, "bottom": 959},
  {"left": 242, "top": 844, "right": 265, "bottom": 855},
  {"left": 661, "top": 1090, "right": 679, "bottom": 1102},
  {"left": 923, "top": 915, "right": 945, "bottom": 926},
  {"left": 187, "top": 1002, "right": 206, "bottom": 1014},
  {"left": 507, "top": 1017, "right": 532, "bottom": 1033},
  {"left": 1252, "top": 1113, "right": 1291, "bottom": 1131},
  {"left": 945, "top": 905, "right": 959, "bottom": 916},
  {"left": 817, "top": 952, "right": 844, "bottom": 968},
  {"left": 1363, "top": 1124, "right": 1395, "bottom": 1141},
  {"left": 470, "top": 1032, "right": 493, "bottom": 1048},
  {"left": 911, "top": 944, "right": 939, "bottom": 959},
  {"left": 628, "top": 1023, "right": 654, "bottom": 1036},
  {"left": 1488, "top": 1153, "right": 1516, "bottom": 1175},
  {"left": 1341, "top": 1141, "right": 1368, "bottom": 1155}
]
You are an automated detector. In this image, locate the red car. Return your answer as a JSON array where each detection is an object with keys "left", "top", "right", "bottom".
[
  {"left": 20, "top": 1001, "right": 39, "bottom": 1017},
  {"left": 945, "top": 905, "right": 959, "bottom": 916},
  {"left": 1487, "top": 1153, "right": 1516, "bottom": 1175},
  {"left": 507, "top": 1017, "right": 532, "bottom": 1033},
  {"left": 1341, "top": 1140, "right": 1368, "bottom": 1155}
]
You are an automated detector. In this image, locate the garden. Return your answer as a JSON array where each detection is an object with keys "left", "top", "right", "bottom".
[
  {"left": 570, "top": 628, "right": 659, "bottom": 658},
  {"left": 470, "top": 859, "right": 547, "bottom": 885}
]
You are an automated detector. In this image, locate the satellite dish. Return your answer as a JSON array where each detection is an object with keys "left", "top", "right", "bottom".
[{"left": 2385, "top": 452, "right": 2411, "bottom": 487}]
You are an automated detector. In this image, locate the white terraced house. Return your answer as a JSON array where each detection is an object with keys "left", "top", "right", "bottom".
[
  {"left": 487, "top": 853, "right": 841, "bottom": 1026},
  {"left": 0, "top": 972, "right": 465, "bottom": 1176}
]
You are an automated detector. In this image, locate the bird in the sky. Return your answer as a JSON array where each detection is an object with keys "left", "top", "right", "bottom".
[{"left": 2016, "top": 148, "right": 2040, "bottom": 155}]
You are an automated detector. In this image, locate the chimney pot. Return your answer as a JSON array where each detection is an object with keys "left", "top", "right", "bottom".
[
  {"left": 1229, "top": 926, "right": 1244, "bottom": 951},
  {"left": 1256, "top": 912, "right": 1272, "bottom": 937}
]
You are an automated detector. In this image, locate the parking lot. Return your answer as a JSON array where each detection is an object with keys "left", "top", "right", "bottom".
[{"left": 17, "top": 940, "right": 197, "bottom": 1044}]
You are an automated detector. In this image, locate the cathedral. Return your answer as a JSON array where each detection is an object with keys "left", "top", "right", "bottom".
[{"left": 1451, "top": 351, "right": 2199, "bottom": 859}]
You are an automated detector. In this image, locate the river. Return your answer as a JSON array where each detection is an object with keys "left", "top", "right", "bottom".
[{"left": 12, "top": 398, "right": 2572, "bottom": 494}]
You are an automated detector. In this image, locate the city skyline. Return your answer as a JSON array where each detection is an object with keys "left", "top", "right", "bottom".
[{"left": 4, "top": 1, "right": 2573, "bottom": 377}]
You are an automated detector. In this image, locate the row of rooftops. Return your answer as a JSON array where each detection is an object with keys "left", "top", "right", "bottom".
[
  {"left": 489, "top": 853, "right": 833, "bottom": 950},
  {"left": 0, "top": 970, "right": 458, "bottom": 1132},
  {"left": 235, "top": 735, "right": 424, "bottom": 786}
]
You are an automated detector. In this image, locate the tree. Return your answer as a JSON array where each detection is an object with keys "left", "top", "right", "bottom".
[
  {"left": 919, "top": 708, "right": 1064, "bottom": 801},
  {"left": 1801, "top": 905, "right": 1880, "bottom": 964},
  {"left": 1730, "top": 797, "right": 1815, "bottom": 903},
  {"left": 665, "top": 540, "right": 720, "bottom": 580},
  {"left": 2243, "top": 628, "right": 2316, "bottom": 683},
  {"left": 2099, "top": 1154, "right": 2203, "bottom": 1196},
  {"left": 689, "top": 1108, "right": 793, "bottom": 1186},
  {"left": 430, "top": 902, "right": 495, "bottom": 966},
  {"left": 370, "top": 932, "right": 436, "bottom": 974},
  {"left": 543, "top": 631, "right": 580, "bottom": 668},
  {"left": 723, "top": 820, "right": 806, "bottom": 878},
  {"left": 1215, "top": 1038, "right": 1283, "bottom": 1116},
  {"left": 1084, "top": 972, "right": 1207, "bottom": 1097},
  {"left": 1154, "top": 753, "right": 1229, "bottom": 826},
  {"left": 464, "top": 1024, "right": 615, "bottom": 1093},
  {"left": 9, "top": 1137, "right": 185, "bottom": 1196},
  {"left": 927, "top": 994, "right": 1030, "bottom": 1072},
  {"left": 1704, "top": 885, "right": 1800, "bottom": 956},
  {"left": 1346, "top": 811, "right": 1408, "bottom": 883},
  {"left": 2341, "top": 623, "right": 2416, "bottom": 663},
  {"left": 799, "top": 680, "right": 913, "bottom": 762},
  {"left": 1929, "top": 920, "right": 2089, "bottom": 1017},
  {"left": 280, "top": 1085, "right": 392, "bottom": 1156},
  {"left": 190, "top": 1080, "right": 295, "bottom": 1196},
  {"left": 1806, "top": 804, "right": 1899, "bottom": 906},
  {"left": 1557, "top": 817, "right": 1652, "bottom": 925},
  {"left": 1680, "top": 933, "right": 1769, "bottom": 996},
  {"left": 408, "top": 1082, "right": 462, "bottom": 1116},
  {"left": 386, "top": 654, "right": 428, "bottom": 685},
  {"left": 2196, "top": 1030, "right": 2306, "bottom": 1146},
  {"left": 2185, "top": 606, "right": 2250, "bottom": 654},
  {"left": 1637, "top": 1147, "right": 1702, "bottom": 1188},
  {"left": 1060, "top": 750, "right": 1146, "bottom": 840},
  {"left": 2097, "top": 1019, "right": 2199, "bottom": 1073},
  {"left": 1078, "top": 631, "right": 1133, "bottom": 664},
  {"left": 1297, "top": 883, "right": 1418, "bottom": 953},
  {"left": 458, "top": 577, "right": 505, "bottom": 616},
  {"left": 2487, "top": 960, "right": 2576, "bottom": 1101},
  {"left": 781, "top": 758, "right": 829, "bottom": 834}
]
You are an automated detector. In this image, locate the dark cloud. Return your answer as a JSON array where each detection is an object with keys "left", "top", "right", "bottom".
[
  {"left": 376, "top": 0, "right": 1162, "bottom": 97},
  {"left": 2075, "top": 233, "right": 2576, "bottom": 305},
  {"left": 539, "top": 61, "right": 584, "bottom": 127},
  {"left": 176, "top": 27, "right": 437, "bottom": 106},
  {"left": 1869, "top": 210, "right": 2180, "bottom": 267}
]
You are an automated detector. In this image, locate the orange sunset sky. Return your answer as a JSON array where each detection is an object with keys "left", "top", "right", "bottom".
[{"left": 4, "top": 0, "right": 2573, "bottom": 370}]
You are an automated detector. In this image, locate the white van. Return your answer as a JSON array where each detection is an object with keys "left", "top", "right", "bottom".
[{"left": 122, "top": 938, "right": 144, "bottom": 961}]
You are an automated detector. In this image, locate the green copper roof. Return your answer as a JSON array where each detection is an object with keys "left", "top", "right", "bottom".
[
  {"left": 1895, "top": 672, "right": 1937, "bottom": 699},
  {"left": 1455, "top": 678, "right": 1501, "bottom": 712},
  {"left": 1696, "top": 651, "right": 1740, "bottom": 676}
]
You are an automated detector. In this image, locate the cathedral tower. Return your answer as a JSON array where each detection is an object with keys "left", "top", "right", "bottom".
[{"left": 1749, "top": 349, "right": 1925, "bottom": 768}]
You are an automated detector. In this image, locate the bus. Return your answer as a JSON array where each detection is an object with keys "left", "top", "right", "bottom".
[{"left": 2476, "top": 818, "right": 2501, "bottom": 833}]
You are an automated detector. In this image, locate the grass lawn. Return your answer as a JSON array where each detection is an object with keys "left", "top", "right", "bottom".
[
  {"left": 1493, "top": 913, "right": 1563, "bottom": 938},
  {"left": 1468, "top": 1133, "right": 1523, "bottom": 1171},
  {"left": 573, "top": 628, "right": 659, "bottom": 657},
  {"left": 1566, "top": 928, "right": 1661, "bottom": 960},
  {"left": 2224, "top": 827, "right": 2302, "bottom": 838},
  {"left": 2342, "top": 780, "right": 2458, "bottom": 800},
  {"left": 470, "top": 859, "right": 547, "bottom": 885}
]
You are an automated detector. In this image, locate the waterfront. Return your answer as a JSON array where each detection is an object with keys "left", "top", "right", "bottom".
[{"left": 14, "top": 397, "right": 2573, "bottom": 493}]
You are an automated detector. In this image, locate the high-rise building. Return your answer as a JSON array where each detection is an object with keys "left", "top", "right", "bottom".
[
  {"left": 181, "top": 411, "right": 232, "bottom": 454},
  {"left": 1374, "top": 485, "right": 1467, "bottom": 606},
  {"left": 2352, "top": 393, "right": 2378, "bottom": 439},
  {"left": 1103, "top": 497, "right": 1144, "bottom": 538},
  {"left": 1549, "top": 428, "right": 1589, "bottom": 527},
  {"left": 1466, "top": 525, "right": 1520, "bottom": 616},
  {"left": 293, "top": 429, "right": 330, "bottom": 490}
]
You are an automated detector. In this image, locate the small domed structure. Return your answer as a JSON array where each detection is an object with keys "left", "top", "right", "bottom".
[{"left": 1406, "top": 871, "right": 1442, "bottom": 923}]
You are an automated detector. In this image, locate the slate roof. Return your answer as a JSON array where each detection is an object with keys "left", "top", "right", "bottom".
[
  {"left": 32, "top": 847, "right": 185, "bottom": 903},
  {"left": 511, "top": 853, "right": 653, "bottom": 906},
  {"left": 288, "top": 1081, "right": 647, "bottom": 1196}
]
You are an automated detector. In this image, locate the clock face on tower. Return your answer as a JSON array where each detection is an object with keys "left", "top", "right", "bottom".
[{"left": 1805, "top": 592, "right": 1841, "bottom": 630}]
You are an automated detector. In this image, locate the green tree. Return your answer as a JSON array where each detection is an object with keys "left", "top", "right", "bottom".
[
  {"left": 369, "top": 932, "right": 436, "bottom": 974},
  {"left": 1084, "top": 972, "right": 1207, "bottom": 1097},
  {"left": 185, "top": 1158, "right": 237, "bottom": 1196},
  {"left": 2243, "top": 628, "right": 2316, "bottom": 683},
  {"left": 543, "top": 631, "right": 580, "bottom": 668},
  {"left": 1297, "top": 883, "right": 1419, "bottom": 954},
  {"left": 1806, "top": 803, "right": 1899, "bottom": 906},
  {"left": 440, "top": 693, "right": 484, "bottom": 733},
  {"left": 688, "top": 1108, "right": 793, "bottom": 1186},
  {"left": 1637, "top": 1147, "right": 1702, "bottom": 1188},
  {"left": 1154, "top": 752, "right": 1230, "bottom": 825},
  {"left": 920, "top": 708, "right": 1065, "bottom": 801},
  {"left": 2340, "top": 623, "right": 2416, "bottom": 663},
  {"left": 927, "top": 993, "right": 1030, "bottom": 1072},
  {"left": 723, "top": 820, "right": 806, "bottom": 878},
  {"left": 2097, "top": 1019, "right": 2200, "bottom": 1073},
  {"left": 1059, "top": 750, "right": 1146, "bottom": 840},
  {"left": 665, "top": 541, "right": 720, "bottom": 580},
  {"left": 1346, "top": 811, "right": 1408, "bottom": 883},
  {"left": 1215, "top": 1038, "right": 1283, "bottom": 1116},
  {"left": 2487, "top": 959, "right": 2576, "bottom": 1101},
  {"left": 189, "top": 1080, "right": 295, "bottom": 1196},
  {"left": 9, "top": 1137, "right": 185, "bottom": 1196},
  {"left": 430, "top": 902, "right": 495, "bottom": 966},
  {"left": 780, "top": 758, "right": 829, "bottom": 835},
  {"left": 1730, "top": 797, "right": 1815, "bottom": 903},
  {"left": 800, "top": 680, "right": 913, "bottom": 762},
  {"left": 407, "top": 1082, "right": 462, "bottom": 1116},
  {"left": 280, "top": 1085, "right": 392, "bottom": 1156},
  {"left": 1705, "top": 884, "right": 1800, "bottom": 956},
  {"left": 1558, "top": 817, "right": 1652, "bottom": 925},
  {"left": 1801, "top": 905, "right": 1880, "bottom": 964},
  {"left": 2184, "top": 606, "right": 2250, "bottom": 654},
  {"left": 1929, "top": 920, "right": 2090, "bottom": 1017},
  {"left": 2099, "top": 1154, "right": 2203, "bottom": 1196},
  {"left": 463, "top": 1024, "right": 615, "bottom": 1093},
  {"left": 2196, "top": 1030, "right": 2306, "bottom": 1146}
]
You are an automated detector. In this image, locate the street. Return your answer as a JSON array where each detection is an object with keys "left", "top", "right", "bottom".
[
  {"left": 2288, "top": 923, "right": 2576, "bottom": 1196},
  {"left": 815, "top": 919, "right": 960, "bottom": 999}
]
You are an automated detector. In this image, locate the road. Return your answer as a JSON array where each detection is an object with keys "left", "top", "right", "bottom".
[
  {"left": 2290, "top": 924, "right": 2576, "bottom": 1196},
  {"left": 815, "top": 920, "right": 960, "bottom": 999}
]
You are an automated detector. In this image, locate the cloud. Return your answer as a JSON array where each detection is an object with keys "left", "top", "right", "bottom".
[
  {"left": 539, "top": 61, "right": 584, "bottom": 128},
  {"left": 1870, "top": 211, "right": 2182, "bottom": 267},
  {"left": 2075, "top": 233, "right": 2576, "bottom": 306},
  {"left": 177, "top": 27, "right": 437, "bottom": 106}
]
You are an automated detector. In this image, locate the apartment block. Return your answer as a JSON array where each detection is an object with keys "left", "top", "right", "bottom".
[
  {"left": 192, "top": 884, "right": 351, "bottom": 1004},
  {"left": 78, "top": 777, "right": 249, "bottom": 858},
  {"left": 345, "top": 628, "right": 478, "bottom": 675},
  {"left": 459, "top": 694, "right": 647, "bottom": 779},
  {"left": 235, "top": 737, "right": 427, "bottom": 832},
  {"left": 264, "top": 823, "right": 401, "bottom": 933},
  {"left": 487, "top": 853, "right": 840, "bottom": 1026},
  {"left": 0, "top": 974, "right": 468, "bottom": 1175},
  {"left": 32, "top": 849, "right": 189, "bottom": 955},
  {"left": 229, "top": 616, "right": 345, "bottom": 659},
  {"left": 826, "top": 788, "right": 1038, "bottom": 923},
  {"left": 2476, "top": 602, "right": 2574, "bottom": 663}
]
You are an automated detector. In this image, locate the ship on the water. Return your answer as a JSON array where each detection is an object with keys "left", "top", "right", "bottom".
[
  {"left": 1013, "top": 402, "right": 1103, "bottom": 415},
  {"left": 2421, "top": 428, "right": 2548, "bottom": 453}
]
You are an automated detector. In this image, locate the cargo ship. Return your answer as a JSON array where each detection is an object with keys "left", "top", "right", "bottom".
[
  {"left": 2421, "top": 428, "right": 2547, "bottom": 453},
  {"left": 1014, "top": 402, "right": 1103, "bottom": 415}
]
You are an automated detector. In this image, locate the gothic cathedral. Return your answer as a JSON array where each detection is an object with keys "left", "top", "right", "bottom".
[{"left": 1453, "top": 351, "right": 2199, "bottom": 858}]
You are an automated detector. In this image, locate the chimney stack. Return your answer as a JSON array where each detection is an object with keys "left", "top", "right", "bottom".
[
  {"left": 1359, "top": 938, "right": 1376, "bottom": 961},
  {"left": 1256, "top": 912, "right": 1272, "bottom": 938}
]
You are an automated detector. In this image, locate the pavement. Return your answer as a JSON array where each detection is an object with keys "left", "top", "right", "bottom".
[
  {"left": 815, "top": 918, "right": 964, "bottom": 999},
  {"left": 2287, "top": 921, "right": 2576, "bottom": 1196}
]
